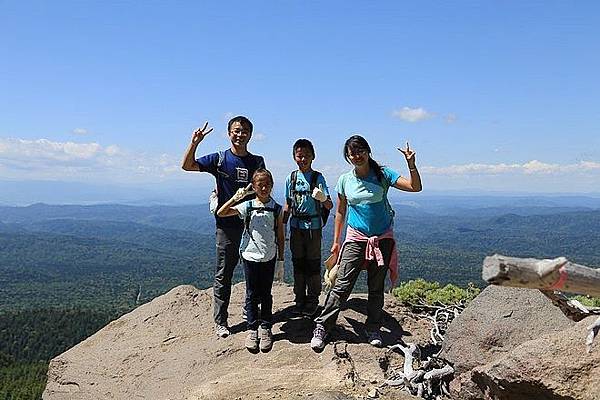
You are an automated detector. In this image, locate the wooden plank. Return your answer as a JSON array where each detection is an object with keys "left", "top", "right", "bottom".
[{"left": 482, "top": 254, "right": 600, "bottom": 297}]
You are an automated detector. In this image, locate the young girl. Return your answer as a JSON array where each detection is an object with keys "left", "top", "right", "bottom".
[
  {"left": 217, "top": 168, "right": 285, "bottom": 353},
  {"left": 311, "top": 135, "right": 422, "bottom": 351}
]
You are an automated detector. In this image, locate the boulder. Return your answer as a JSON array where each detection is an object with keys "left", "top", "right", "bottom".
[
  {"left": 440, "top": 286, "right": 575, "bottom": 374},
  {"left": 473, "top": 315, "right": 600, "bottom": 400}
]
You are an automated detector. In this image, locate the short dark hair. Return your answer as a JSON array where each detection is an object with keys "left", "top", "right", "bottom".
[
  {"left": 227, "top": 116, "right": 253, "bottom": 134},
  {"left": 292, "top": 138, "right": 315, "bottom": 158},
  {"left": 252, "top": 168, "right": 274, "bottom": 186}
]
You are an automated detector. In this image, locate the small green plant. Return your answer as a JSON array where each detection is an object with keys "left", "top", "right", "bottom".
[
  {"left": 392, "top": 279, "right": 480, "bottom": 306},
  {"left": 571, "top": 295, "right": 600, "bottom": 308}
]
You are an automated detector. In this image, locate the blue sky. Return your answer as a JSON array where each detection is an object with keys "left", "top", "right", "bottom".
[{"left": 1, "top": 1, "right": 599, "bottom": 200}]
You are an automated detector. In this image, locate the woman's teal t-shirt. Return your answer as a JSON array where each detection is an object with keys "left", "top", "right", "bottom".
[{"left": 335, "top": 166, "right": 400, "bottom": 236}]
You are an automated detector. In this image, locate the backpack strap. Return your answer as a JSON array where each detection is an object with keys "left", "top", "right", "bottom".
[
  {"left": 378, "top": 168, "right": 395, "bottom": 219},
  {"left": 311, "top": 170, "right": 322, "bottom": 218},
  {"left": 244, "top": 201, "right": 252, "bottom": 236},
  {"left": 289, "top": 170, "right": 319, "bottom": 220},
  {"left": 273, "top": 203, "right": 282, "bottom": 245},
  {"left": 244, "top": 201, "right": 282, "bottom": 241},
  {"left": 215, "top": 150, "right": 229, "bottom": 178},
  {"left": 289, "top": 170, "right": 298, "bottom": 199}
]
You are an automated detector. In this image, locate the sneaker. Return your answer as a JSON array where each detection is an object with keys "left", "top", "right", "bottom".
[
  {"left": 245, "top": 330, "right": 259, "bottom": 352},
  {"left": 215, "top": 324, "right": 230, "bottom": 338},
  {"left": 367, "top": 330, "right": 383, "bottom": 347},
  {"left": 259, "top": 326, "right": 273, "bottom": 352},
  {"left": 310, "top": 323, "right": 327, "bottom": 352}
]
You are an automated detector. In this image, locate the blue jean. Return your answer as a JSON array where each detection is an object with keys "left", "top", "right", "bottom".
[{"left": 243, "top": 257, "right": 276, "bottom": 330}]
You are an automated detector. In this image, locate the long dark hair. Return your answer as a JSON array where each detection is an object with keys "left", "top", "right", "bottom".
[{"left": 343, "top": 135, "right": 384, "bottom": 183}]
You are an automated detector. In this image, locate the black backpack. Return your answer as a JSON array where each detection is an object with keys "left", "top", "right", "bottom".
[{"left": 289, "top": 170, "right": 330, "bottom": 227}]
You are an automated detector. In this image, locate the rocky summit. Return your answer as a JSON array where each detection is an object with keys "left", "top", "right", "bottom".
[
  {"left": 43, "top": 283, "right": 600, "bottom": 400},
  {"left": 43, "top": 283, "right": 429, "bottom": 400}
]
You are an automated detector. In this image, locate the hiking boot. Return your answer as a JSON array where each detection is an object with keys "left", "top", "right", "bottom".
[
  {"left": 310, "top": 323, "right": 327, "bottom": 352},
  {"left": 259, "top": 326, "right": 273, "bottom": 353},
  {"left": 215, "top": 324, "right": 230, "bottom": 338},
  {"left": 245, "top": 329, "right": 259, "bottom": 352},
  {"left": 367, "top": 330, "right": 383, "bottom": 347}
]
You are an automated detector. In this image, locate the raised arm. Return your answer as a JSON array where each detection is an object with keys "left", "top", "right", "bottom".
[
  {"left": 216, "top": 184, "right": 254, "bottom": 218},
  {"left": 181, "top": 122, "right": 213, "bottom": 171},
  {"left": 393, "top": 142, "right": 422, "bottom": 192}
]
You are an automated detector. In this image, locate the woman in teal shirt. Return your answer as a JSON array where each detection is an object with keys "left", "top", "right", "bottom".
[{"left": 311, "top": 135, "right": 422, "bottom": 351}]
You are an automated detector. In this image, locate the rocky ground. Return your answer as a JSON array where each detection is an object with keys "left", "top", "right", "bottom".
[
  {"left": 43, "top": 283, "right": 600, "bottom": 400},
  {"left": 43, "top": 283, "right": 430, "bottom": 400}
]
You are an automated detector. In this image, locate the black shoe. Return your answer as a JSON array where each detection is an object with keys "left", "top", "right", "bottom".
[
  {"left": 302, "top": 304, "right": 319, "bottom": 317},
  {"left": 291, "top": 304, "right": 304, "bottom": 316}
]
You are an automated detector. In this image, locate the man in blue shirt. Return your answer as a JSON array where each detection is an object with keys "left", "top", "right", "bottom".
[{"left": 182, "top": 116, "right": 265, "bottom": 338}]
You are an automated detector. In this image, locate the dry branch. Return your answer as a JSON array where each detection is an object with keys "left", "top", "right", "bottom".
[
  {"left": 587, "top": 317, "right": 600, "bottom": 353},
  {"left": 540, "top": 290, "right": 600, "bottom": 322},
  {"left": 482, "top": 254, "right": 600, "bottom": 297}
]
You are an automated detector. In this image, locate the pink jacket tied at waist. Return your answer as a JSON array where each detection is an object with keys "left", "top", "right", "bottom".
[{"left": 341, "top": 225, "right": 399, "bottom": 286}]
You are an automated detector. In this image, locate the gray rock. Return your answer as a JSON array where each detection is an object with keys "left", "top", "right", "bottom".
[
  {"left": 472, "top": 315, "right": 600, "bottom": 400},
  {"left": 440, "top": 285, "right": 575, "bottom": 374}
]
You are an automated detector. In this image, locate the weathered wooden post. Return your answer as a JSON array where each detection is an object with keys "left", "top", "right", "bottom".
[
  {"left": 483, "top": 254, "right": 600, "bottom": 351},
  {"left": 482, "top": 254, "right": 600, "bottom": 297}
]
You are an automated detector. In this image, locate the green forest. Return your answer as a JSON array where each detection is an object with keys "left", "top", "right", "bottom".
[{"left": 1, "top": 203, "right": 600, "bottom": 398}]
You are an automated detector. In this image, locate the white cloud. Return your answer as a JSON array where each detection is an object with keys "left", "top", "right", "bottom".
[
  {"left": 423, "top": 160, "right": 600, "bottom": 176},
  {"left": 0, "top": 137, "right": 185, "bottom": 183},
  {"left": 580, "top": 161, "right": 600, "bottom": 170},
  {"left": 72, "top": 128, "right": 89, "bottom": 136},
  {"left": 0, "top": 138, "right": 101, "bottom": 161},
  {"left": 392, "top": 107, "right": 433, "bottom": 122},
  {"left": 104, "top": 145, "right": 121, "bottom": 157},
  {"left": 522, "top": 160, "right": 560, "bottom": 174},
  {"left": 423, "top": 163, "right": 520, "bottom": 175},
  {"left": 445, "top": 113, "right": 457, "bottom": 124},
  {"left": 253, "top": 132, "right": 266, "bottom": 141}
]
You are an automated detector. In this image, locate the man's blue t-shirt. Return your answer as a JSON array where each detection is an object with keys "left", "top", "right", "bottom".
[
  {"left": 285, "top": 170, "right": 329, "bottom": 230},
  {"left": 196, "top": 149, "right": 265, "bottom": 228},
  {"left": 335, "top": 166, "right": 400, "bottom": 236}
]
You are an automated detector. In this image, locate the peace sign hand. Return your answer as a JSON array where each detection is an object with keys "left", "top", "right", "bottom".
[
  {"left": 232, "top": 183, "right": 255, "bottom": 202},
  {"left": 397, "top": 142, "right": 416, "bottom": 166},
  {"left": 191, "top": 121, "right": 214, "bottom": 145}
]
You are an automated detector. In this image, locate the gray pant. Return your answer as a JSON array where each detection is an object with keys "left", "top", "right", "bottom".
[
  {"left": 315, "top": 239, "right": 393, "bottom": 332},
  {"left": 290, "top": 228, "right": 322, "bottom": 308},
  {"left": 213, "top": 225, "right": 243, "bottom": 326}
]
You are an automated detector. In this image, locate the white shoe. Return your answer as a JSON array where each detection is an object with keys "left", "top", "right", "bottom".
[
  {"left": 367, "top": 330, "right": 383, "bottom": 347},
  {"left": 310, "top": 324, "right": 327, "bottom": 352},
  {"left": 215, "top": 324, "right": 230, "bottom": 338}
]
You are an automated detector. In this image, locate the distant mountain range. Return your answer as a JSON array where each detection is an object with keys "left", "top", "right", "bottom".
[{"left": 2, "top": 201, "right": 600, "bottom": 312}]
